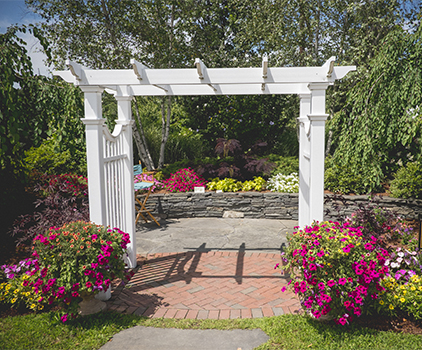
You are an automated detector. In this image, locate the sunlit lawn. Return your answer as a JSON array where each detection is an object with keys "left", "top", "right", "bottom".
[{"left": 1, "top": 311, "right": 422, "bottom": 350}]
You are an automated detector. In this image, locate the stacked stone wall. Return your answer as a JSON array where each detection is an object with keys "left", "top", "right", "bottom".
[{"left": 140, "top": 192, "right": 422, "bottom": 221}]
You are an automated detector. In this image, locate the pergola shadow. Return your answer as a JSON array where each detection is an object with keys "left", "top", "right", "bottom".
[{"left": 129, "top": 242, "right": 288, "bottom": 293}]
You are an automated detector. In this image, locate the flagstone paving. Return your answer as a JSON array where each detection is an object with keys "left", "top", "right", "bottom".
[{"left": 106, "top": 251, "right": 301, "bottom": 319}]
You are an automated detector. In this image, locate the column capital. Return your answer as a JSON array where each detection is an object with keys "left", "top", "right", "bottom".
[
  {"left": 308, "top": 114, "right": 329, "bottom": 122},
  {"left": 81, "top": 118, "right": 106, "bottom": 125},
  {"left": 79, "top": 85, "right": 104, "bottom": 94},
  {"left": 298, "top": 93, "right": 311, "bottom": 99},
  {"left": 115, "top": 120, "right": 135, "bottom": 127},
  {"left": 114, "top": 95, "right": 133, "bottom": 102},
  {"left": 307, "top": 82, "right": 330, "bottom": 91}
]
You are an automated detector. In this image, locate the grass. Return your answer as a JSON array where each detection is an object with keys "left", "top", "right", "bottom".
[{"left": 1, "top": 311, "right": 422, "bottom": 350}]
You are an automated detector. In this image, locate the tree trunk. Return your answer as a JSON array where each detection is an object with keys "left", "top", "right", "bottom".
[
  {"left": 158, "top": 96, "right": 171, "bottom": 169},
  {"left": 133, "top": 97, "right": 155, "bottom": 170},
  {"left": 157, "top": 4, "right": 174, "bottom": 169}
]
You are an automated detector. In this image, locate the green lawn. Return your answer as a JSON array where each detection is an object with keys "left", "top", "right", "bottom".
[{"left": 1, "top": 311, "right": 422, "bottom": 350}]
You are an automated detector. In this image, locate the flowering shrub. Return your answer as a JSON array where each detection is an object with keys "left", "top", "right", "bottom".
[
  {"left": 281, "top": 221, "right": 389, "bottom": 325},
  {"left": 162, "top": 168, "right": 207, "bottom": 193},
  {"left": 134, "top": 173, "right": 162, "bottom": 193},
  {"left": 379, "top": 247, "right": 422, "bottom": 319},
  {"left": 0, "top": 259, "right": 45, "bottom": 311},
  {"left": 267, "top": 173, "right": 299, "bottom": 193},
  {"left": 2, "top": 221, "right": 132, "bottom": 322}
]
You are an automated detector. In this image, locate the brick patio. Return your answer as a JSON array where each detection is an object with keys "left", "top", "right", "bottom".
[{"left": 106, "top": 251, "right": 301, "bottom": 319}]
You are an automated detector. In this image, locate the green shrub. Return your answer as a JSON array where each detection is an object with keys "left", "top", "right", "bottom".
[
  {"left": 390, "top": 161, "right": 422, "bottom": 199},
  {"left": 144, "top": 125, "right": 207, "bottom": 166},
  {"left": 24, "top": 137, "right": 87, "bottom": 176},
  {"left": 324, "top": 157, "right": 383, "bottom": 194},
  {"left": 267, "top": 155, "right": 299, "bottom": 176}
]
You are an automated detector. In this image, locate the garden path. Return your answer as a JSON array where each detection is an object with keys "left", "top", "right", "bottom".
[{"left": 106, "top": 218, "right": 302, "bottom": 319}]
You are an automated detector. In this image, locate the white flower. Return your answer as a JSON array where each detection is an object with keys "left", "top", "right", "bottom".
[
  {"left": 384, "top": 259, "right": 390, "bottom": 266},
  {"left": 390, "top": 262, "right": 399, "bottom": 268},
  {"left": 398, "top": 252, "right": 405, "bottom": 257},
  {"left": 397, "top": 257, "right": 403, "bottom": 263}
]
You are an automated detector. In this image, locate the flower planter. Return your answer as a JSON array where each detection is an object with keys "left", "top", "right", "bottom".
[{"left": 78, "top": 292, "right": 107, "bottom": 316}]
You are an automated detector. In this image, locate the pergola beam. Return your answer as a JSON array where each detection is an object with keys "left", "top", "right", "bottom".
[{"left": 55, "top": 60, "right": 355, "bottom": 94}]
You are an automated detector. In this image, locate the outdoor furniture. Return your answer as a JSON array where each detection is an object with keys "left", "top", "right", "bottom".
[{"left": 134, "top": 163, "right": 160, "bottom": 226}]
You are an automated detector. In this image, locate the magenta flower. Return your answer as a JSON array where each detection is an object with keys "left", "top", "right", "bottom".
[
  {"left": 327, "top": 280, "right": 336, "bottom": 287},
  {"left": 318, "top": 282, "right": 325, "bottom": 291},
  {"left": 338, "top": 317, "right": 347, "bottom": 325},
  {"left": 339, "top": 278, "right": 347, "bottom": 285}
]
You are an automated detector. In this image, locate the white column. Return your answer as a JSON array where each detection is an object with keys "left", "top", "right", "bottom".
[
  {"left": 308, "top": 83, "right": 329, "bottom": 224},
  {"left": 298, "top": 94, "right": 311, "bottom": 228},
  {"left": 115, "top": 93, "right": 137, "bottom": 268},
  {"left": 80, "top": 86, "right": 106, "bottom": 225}
]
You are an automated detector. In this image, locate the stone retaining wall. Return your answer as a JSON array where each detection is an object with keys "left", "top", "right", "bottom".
[{"left": 142, "top": 192, "right": 422, "bottom": 221}]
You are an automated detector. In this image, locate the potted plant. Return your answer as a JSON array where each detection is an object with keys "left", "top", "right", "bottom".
[{"left": 29, "top": 221, "right": 132, "bottom": 321}]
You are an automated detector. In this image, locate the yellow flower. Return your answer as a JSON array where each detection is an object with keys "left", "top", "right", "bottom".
[
  {"left": 400, "top": 297, "right": 406, "bottom": 303},
  {"left": 38, "top": 305, "right": 44, "bottom": 310},
  {"left": 419, "top": 286, "right": 422, "bottom": 291},
  {"left": 411, "top": 286, "right": 416, "bottom": 291},
  {"left": 5, "top": 284, "right": 11, "bottom": 291},
  {"left": 14, "top": 289, "right": 19, "bottom": 294},
  {"left": 22, "top": 275, "right": 29, "bottom": 280},
  {"left": 379, "top": 300, "right": 385, "bottom": 305},
  {"left": 30, "top": 304, "right": 36, "bottom": 309},
  {"left": 403, "top": 290, "right": 407, "bottom": 295},
  {"left": 394, "top": 295, "right": 399, "bottom": 299},
  {"left": 389, "top": 304, "right": 394, "bottom": 310},
  {"left": 11, "top": 298, "right": 17, "bottom": 303}
]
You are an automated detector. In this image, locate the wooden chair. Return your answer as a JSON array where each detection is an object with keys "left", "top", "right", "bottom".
[{"left": 134, "top": 163, "right": 160, "bottom": 226}]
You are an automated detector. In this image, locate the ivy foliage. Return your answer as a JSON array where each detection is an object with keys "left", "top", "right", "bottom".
[{"left": 329, "top": 24, "right": 422, "bottom": 193}]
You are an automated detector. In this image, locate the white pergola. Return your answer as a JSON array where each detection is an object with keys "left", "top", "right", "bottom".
[{"left": 54, "top": 57, "right": 355, "bottom": 269}]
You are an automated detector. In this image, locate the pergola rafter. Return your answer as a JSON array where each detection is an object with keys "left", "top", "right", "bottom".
[{"left": 54, "top": 57, "right": 356, "bottom": 273}]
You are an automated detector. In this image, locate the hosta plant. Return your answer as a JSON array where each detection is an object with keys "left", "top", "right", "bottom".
[
  {"left": 206, "top": 176, "right": 266, "bottom": 192},
  {"left": 280, "top": 221, "right": 389, "bottom": 325},
  {"left": 267, "top": 173, "right": 299, "bottom": 193}
]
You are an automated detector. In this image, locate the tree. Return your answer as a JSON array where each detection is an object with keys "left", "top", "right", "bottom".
[
  {"left": 328, "top": 24, "right": 422, "bottom": 193},
  {"left": 0, "top": 25, "right": 86, "bottom": 257},
  {"left": 27, "top": 0, "right": 194, "bottom": 170}
]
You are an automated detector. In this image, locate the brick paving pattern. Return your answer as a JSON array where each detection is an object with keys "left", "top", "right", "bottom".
[{"left": 106, "top": 251, "right": 301, "bottom": 319}]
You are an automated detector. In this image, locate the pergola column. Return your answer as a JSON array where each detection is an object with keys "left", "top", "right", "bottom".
[
  {"left": 80, "top": 86, "right": 106, "bottom": 225},
  {"left": 298, "top": 94, "right": 311, "bottom": 228},
  {"left": 115, "top": 88, "right": 137, "bottom": 268},
  {"left": 308, "top": 83, "right": 330, "bottom": 224}
]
